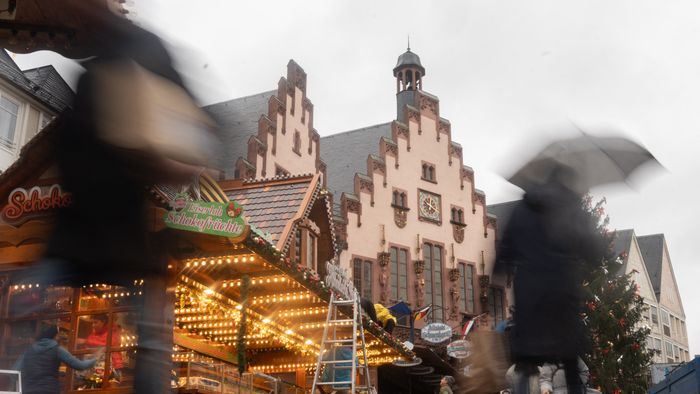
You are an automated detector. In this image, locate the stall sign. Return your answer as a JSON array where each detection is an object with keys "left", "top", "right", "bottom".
[
  {"left": 163, "top": 193, "right": 246, "bottom": 238},
  {"left": 446, "top": 339, "right": 470, "bottom": 359},
  {"left": 421, "top": 322, "right": 453, "bottom": 343},
  {"left": 325, "top": 261, "right": 357, "bottom": 300},
  {"left": 1, "top": 185, "right": 71, "bottom": 226}
]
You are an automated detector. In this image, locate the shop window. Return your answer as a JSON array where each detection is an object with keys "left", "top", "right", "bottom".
[
  {"left": 0, "top": 95, "right": 19, "bottom": 150},
  {"left": 391, "top": 189, "right": 408, "bottom": 209},
  {"left": 389, "top": 246, "right": 409, "bottom": 302},
  {"left": 0, "top": 281, "right": 142, "bottom": 390},
  {"left": 488, "top": 287, "right": 505, "bottom": 324},
  {"left": 422, "top": 242, "right": 444, "bottom": 321},
  {"left": 353, "top": 258, "right": 373, "bottom": 299},
  {"left": 459, "top": 263, "right": 475, "bottom": 314},
  {"left": 421, "top": 162, "right": 436, "bottom": 182}
]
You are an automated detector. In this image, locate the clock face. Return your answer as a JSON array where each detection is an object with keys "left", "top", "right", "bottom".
[{"left": 418, "top": 191, "right": 441, "bottom": 222}]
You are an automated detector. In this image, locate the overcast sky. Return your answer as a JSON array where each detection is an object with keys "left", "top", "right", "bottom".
[{"left": 14, "top": 0, "right": 700, "bottom": 356}]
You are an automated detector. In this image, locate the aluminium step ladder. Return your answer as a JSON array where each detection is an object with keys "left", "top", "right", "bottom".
[{"left": 311, "top": 291, "right": 374, "bottom": 394}]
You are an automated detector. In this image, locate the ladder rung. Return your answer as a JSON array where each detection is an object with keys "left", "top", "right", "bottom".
[
  {"left": 320, "top": 360, "right": 355, "bottom": 364},
  {"left": 329, "top": 319, "right": 354, "bottom": 324},
  {"left": 318, "top": 381, "right": 353, "bottom": 385},
  {"left": 332, "top": 299, "right": 356, "bottom": 305},
  {"left": 325, "top": 339, "right": 354, "bottom": 344}
]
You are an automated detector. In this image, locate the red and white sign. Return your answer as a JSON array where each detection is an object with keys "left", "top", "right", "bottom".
[{"left": 1, "top": 185, "right": 71, "bottom": 225}]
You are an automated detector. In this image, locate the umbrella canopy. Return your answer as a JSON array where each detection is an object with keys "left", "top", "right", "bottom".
[{"left": 508, "top": 133, "right": 660, "bottom": 194}]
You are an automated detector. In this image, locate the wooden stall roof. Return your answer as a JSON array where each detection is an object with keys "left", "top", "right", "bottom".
[{"left": 153, "top": 175, "right": 415, "bottom": 373}]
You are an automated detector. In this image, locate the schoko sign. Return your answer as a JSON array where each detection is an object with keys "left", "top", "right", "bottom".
[{"left": 1, "top": 185, "right": 71, "bottom": 225}]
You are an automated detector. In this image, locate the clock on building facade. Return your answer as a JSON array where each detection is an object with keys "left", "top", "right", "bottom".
[{"left": 418, "top": 190, "right": 441, "bottom": 223}]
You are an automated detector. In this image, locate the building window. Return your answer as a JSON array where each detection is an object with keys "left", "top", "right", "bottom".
[
  {"left": 458, "top": 263, "right": 475, "bottom": 314},
  {"left": 664, "top": 341, "right": 673, "bottom": 363},
  {"left": 421, "top": 162, "right": 436, "bottom": 182},
  {"left": 422, "top": 242, "right": 444, "bottom": 321},
  {"left": 650, "top": 306, "right": 659, "bottom": 327},
  {"left": 392, "top": 189, "right": 408, "bottom": 209},
  {"left": 306, "top": 232, "right": 316, "bottom": 270},
  {"left": 390, "top": 246, "right": 409, "bottom": 302},
  {"left": 353, "top": 258, "right": 373, "bottom": 300},
  {"left": 681, "top": 321, "right": 687, "bottom": 339},
  {"left": 488, "top": 287, "right": 505, "bottom": 324},
  {"left": 293, "top": 131, "right": 301, "bottom": 155},
  {"left": 0, "top": 95, "right": 19, "bottom": 149},
  {"left": 450, "top": 206, "right": 465, "bottom": 225},
  {"left": 661, "top": 309, "right": 671, "bottom": 337}
]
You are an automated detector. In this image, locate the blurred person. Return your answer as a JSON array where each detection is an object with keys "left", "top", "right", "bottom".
[
  {"left": 439, "top": 375, "right": 455, "bottom": 394},
  {"left": 14, "top": 326, "right": 100, "bottom": 394},
  {"left": 32, "top": 8, "right": 216, "bottom": 393},
  {"left": 495, "top": 166, "right": 606, "bottom": 394},
  {"left": 360, "top": 299, "right": 396, "bottom": 334}
]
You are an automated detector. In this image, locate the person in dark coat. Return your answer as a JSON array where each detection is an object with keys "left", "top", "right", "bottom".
[
  {"left": 495, "top": 166, "right": 606, "bottom": 394},
  {"left": 14, "top": 326, "right": 99, "bottom": 394}
]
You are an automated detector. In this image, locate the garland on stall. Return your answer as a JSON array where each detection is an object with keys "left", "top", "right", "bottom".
[
  {"left": 237, "top": 275, "right": 250, "bottom": 376},
  {"left": 244, "top": 232, "right": 414, "bottom": 358}
]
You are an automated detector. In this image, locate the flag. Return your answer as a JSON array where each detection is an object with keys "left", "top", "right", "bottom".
[
  {"left": 413, "top": 304, "right": 431, "bottom": 321},
  {"left": 461, "top": 318, "right": 475, "bottom": 338}
]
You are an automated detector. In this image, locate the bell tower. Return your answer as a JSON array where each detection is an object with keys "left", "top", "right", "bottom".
[{"left": 393, "top": 44, "right": 425, "bottom": 122}]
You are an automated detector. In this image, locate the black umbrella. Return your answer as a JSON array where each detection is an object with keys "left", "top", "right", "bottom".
[{"left": 508, "top": 133, "right": 661, "bottom": 193}]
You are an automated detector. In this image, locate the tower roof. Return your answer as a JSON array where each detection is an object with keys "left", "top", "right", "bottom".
[{"left": 393, "top": 48, "right": 425, "bottom": 76}]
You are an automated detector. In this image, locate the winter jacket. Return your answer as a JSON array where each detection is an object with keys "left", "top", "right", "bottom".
[
  {"left": 15, "top": 338, "right": 96, "bottom": 394},
  {"left": 539, "top": 358, "right": 589, "bottom": 394},
  {"left": 505, "top": 364, "right": 540, "bottom": 393},
  {"left": 374, "top": 303, "right": 397, "bottom": 327},
  {"left": 439, "top": 385, "right": 454, "bottom": 394}
]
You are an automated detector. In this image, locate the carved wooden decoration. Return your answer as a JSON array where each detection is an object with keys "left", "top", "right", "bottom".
[
  {"left": 394, "top": 207, "right": 408, "bottom": 228},
  {"left": 413, "top": 259, "right": 425, "bottom": 307},
  {"left": 378, "top": 252, "right": 391, "bottom": 303},
  {"left": 448, "top": 268, "right": 461, "bottom": 321}
]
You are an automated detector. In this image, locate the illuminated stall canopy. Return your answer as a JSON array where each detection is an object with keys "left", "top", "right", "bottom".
[{"left": 152, "top": 173, "right": 415, "bottom": 374}]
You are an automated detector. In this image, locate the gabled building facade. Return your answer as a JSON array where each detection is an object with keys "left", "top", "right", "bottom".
[
  {"left": 204, "top": 60, "right": 325, "bottom": 182},
  {"left": 0, "top": 50, "right": 72, "bottom": 171},
  {"left": 320, "top": 49, "right": 502, "bottom": 327}
]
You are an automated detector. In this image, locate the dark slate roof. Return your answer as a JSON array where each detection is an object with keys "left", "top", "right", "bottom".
[
  {"left": 637, "top": 234, "right": 665, "bottom": 296},
  {"left": 203, "top": 90, "right": 276, "bottom": 178},
  {"left": 612, "top": 229, "right": 634, "bottom": 259},
  {"left": 0, "top": 50, "right": 72, "bottom": 112},
  {"left": 486, "top": 200, "right": 520, "bottom": 241},
  {"left": 22, "top": 65, "right": 74, "bottom": 112},
  {"left": 320, "top": 122, "right": 392, "bottom": 202},
  {"left": 227, "top": 178, "right": 312, "bottom": 246}
]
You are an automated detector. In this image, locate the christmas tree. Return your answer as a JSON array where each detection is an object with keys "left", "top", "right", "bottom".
[{"left": 581, "top": 196, "right": 657, "bottom": 393}]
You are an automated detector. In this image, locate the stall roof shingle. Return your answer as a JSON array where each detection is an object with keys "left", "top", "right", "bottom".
[{"left": 227, "top": 178, "right": 313, "bottom": 245}]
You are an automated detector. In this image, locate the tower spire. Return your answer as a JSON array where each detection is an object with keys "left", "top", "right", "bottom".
[{"left": 407, "top": 35, "right": 410, "bottom": 51}]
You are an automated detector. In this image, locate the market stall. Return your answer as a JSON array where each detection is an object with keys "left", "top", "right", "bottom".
[{"left": 0, "top": 122, "right": 414, "bottom": 392}]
